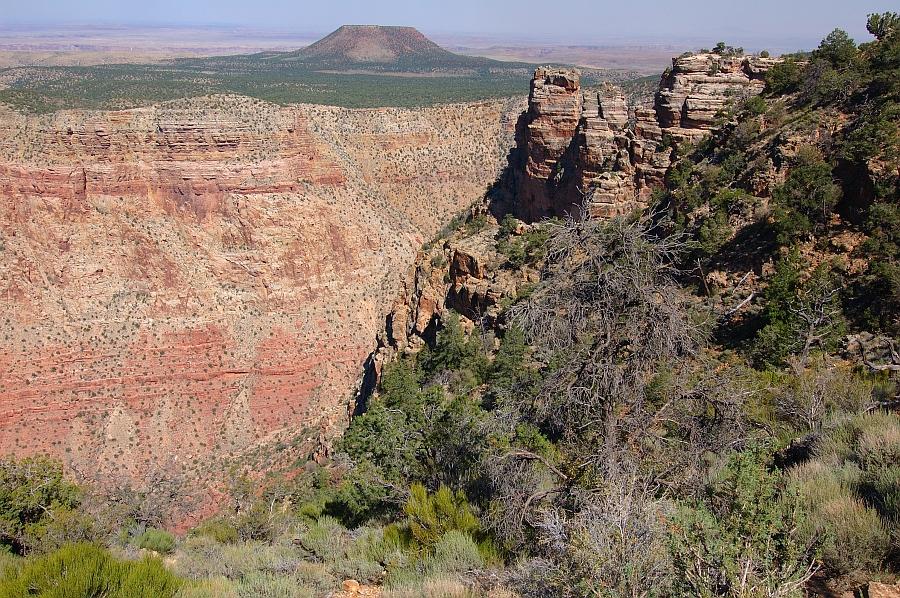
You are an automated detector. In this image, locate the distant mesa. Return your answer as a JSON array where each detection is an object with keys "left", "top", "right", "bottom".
[
  {"left": 280, "top": 25, "right": 501, "bottom": 72},
  {"left": 299, "top": 26, "right": 447, "bottom": 64}
]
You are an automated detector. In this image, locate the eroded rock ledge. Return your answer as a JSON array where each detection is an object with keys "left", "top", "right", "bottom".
[{"left": 504, "top": 52, "right": 778, "bottom": 222}]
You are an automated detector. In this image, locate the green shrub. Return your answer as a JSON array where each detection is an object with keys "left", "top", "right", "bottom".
[
  {"left": 0, "top": 455, "right": 82, "bottom": 554},
  {"left": 136, "top": 528, "right": 176, "bottom": 554},
  {"left": 786, "top": 411, "right": 900, "bottom": 574},
  {"left": 771, "top": 158, "right": 841, "bottom": 244},
  {"left": 821, "top": 495, "right": 891, "bottom": 574},
  {"left": 22, "top": 507, "right": 99, "bottom": 555},
  {"left": 192, "top": 517, "right": 239, "bottom": 544},
  {"left": 496, "top": 237, "right": 526, "bottom": 268},
  {"left": 463, "top": 215, "right": 488, "bottom": 236},
  {"left": 696, "top": 209, "right": 733, "bottom": 257},
  {"left": 813, "top": 29, "right": 857, "bottom": 68},
  {"left": 774, "top": 363, "right": 873, "bottom": 431},
  {"left": 498, "top": 214, "right": 518, "bottom": 237},
  {"left": 789, "top": 459, "right": 892, "bottom": 574},
  {"left": 670, "top": 446, "right": 816, "bottom": 597},
  {"left": 490, "top": 326, "right": 526, "bottom": 388},
  {"left": 744, "top": 95, "right": 768, "bottom": 116},
  {"left": 421, "top": 311, "right": 488, "bottom": 380},
  {"left": 327, "top": 460, "right": 393, "bottom": 526},
  {"left": 751, "top": 260, "right": 846, "bottom": 367},
  {"left": 0, "top": 543, "right": 182, "bottom": 598},
  {"left": 297, "top": 516, "right": 346, "bottom": 562},
  {"left": 427, "top": 531, "right": 483, "bottom": 575},
  {"left": 765, "top": 57, "right": 804, "bottom": 95},
  {"left": 403, "top": 484, "right": 479, "bottom": 552}
]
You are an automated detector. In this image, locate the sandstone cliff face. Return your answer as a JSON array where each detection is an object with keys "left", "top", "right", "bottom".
[
  {"left": 508, "top": 54, "right": 779, "bottom": 222},
  {"left": 385, "top": 226, "right": 525, "bottom": 351},
  {"left": 655, "top": 53, "right": 778, "bottom": 137},
  {"left": 0, "top": 94, "right": 519, "bottom": 525},
  {"left": 512, "top": 68, "right": 637, "bottom": 221}
]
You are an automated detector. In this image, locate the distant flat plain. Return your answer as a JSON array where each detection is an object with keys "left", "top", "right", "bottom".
[{"left": 0, "top": 25, "right": 687, "bottom": 73}]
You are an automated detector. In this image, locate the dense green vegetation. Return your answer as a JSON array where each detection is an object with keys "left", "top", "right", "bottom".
[
  {"left": 0, "top": 63, "right": 533, "bottom": 113},
  {"left": 324, "top": 209, "right": 896, "bottom": 596},
  {"left": 0, "top": 544, "right": 182, "bottom": 598}
]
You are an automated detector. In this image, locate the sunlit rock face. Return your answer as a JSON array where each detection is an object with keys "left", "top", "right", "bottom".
[
  {"left": 509, "top": 54, "right": 778, "bottom": 221},
  {"left": 0, "top": 94, "right": 520, "bottom": 526}
]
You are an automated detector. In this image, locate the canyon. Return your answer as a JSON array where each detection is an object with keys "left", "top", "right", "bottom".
[
  {"left": 0, "top": 93, "right": 521, "bottom": 524},
  {"left": 0, "top": 47, "right": 775, "bottom": 524}
]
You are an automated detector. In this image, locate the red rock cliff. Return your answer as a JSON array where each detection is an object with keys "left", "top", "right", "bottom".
[
  {"left": 0, "top": 94, "right": 519, "bottom": 526},
  {"left": 509, "top": 54, "right": 779, "bottom": 222}
]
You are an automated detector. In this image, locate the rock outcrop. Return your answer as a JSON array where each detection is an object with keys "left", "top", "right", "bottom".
[
  {"left": 868, "top": 583, "right": 900, "bottom": 598},
  {"left": 511, "top": 68, "right": 638, "bottom": 221},
  {"left": 506, "top": 53, "right": 779, "bottom": 222},
  {"left": 0, "top": 94, "right": 520, "bottom": 525},
  {"left": 383, "top": 226, "right": 526, "bottom": 353},
  {"left": 655, "top": 53, "right": 779, "bottom": 138},
  {"left": 356, "top": 221, "right": 538, "bottom": 407}
]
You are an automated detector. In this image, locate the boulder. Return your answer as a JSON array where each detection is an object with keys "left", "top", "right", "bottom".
[{"left": 868, "top": 582, "right": 900, "bottom": 598}]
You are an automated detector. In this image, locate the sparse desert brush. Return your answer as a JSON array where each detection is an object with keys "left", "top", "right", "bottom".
[
  {"left": 327, "top": 525, "right": 390, "bottom": 583},
  {"left": 174, "top": 577, "right": 239, "bottom": 598},
  {"left": 231, "top": 570, "right": 317, "bottom": 598},
  {"left": 175, "top": 537, "right": 298, "bottom": 583},
  {"left": 774, "top": 362, "right": 875, "bottom": 431},
  {"left": 383, "top": 576, "right": 478, "bottom": 598},
  {"left": 820, "top": 495, "right": 891, "bottom": 574},
  {"left": 292, "top": 560, "right": 336, "bottom": 592},
  {"left": 814, "top": 411, "right": 900, "bottom": 467},
  {"left": 427, "top": 530, "right": 484, "bottom": 575},
  {"left": 786, "top": 410, "right": 900, "bottom": 574}
]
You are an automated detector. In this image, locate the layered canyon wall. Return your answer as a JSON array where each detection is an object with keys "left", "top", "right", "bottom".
[
  {"left": 0, "top": 50, "right": 779, "bottom": 523},
  {"left": 0, "top": 94, "right": 521, "bottom": 524}
]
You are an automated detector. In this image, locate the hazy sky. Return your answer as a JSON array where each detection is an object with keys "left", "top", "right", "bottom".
[{"left": 2, "top": 0, "right": 897, "bottom": 49}]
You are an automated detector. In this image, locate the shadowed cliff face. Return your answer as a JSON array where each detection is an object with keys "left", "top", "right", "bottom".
[{"left": 0, "top": 94, "right": 521, "bottom": 526}]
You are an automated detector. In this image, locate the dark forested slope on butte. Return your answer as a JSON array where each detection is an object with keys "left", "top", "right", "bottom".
[{"left": 2, "top": 14, "right": 900, "bottom": 598}]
